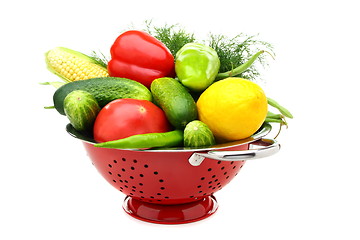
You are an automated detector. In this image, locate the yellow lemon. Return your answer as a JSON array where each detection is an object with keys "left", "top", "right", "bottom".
[{"left": 197, "top": 77, "right": 268, "bottom": 142}]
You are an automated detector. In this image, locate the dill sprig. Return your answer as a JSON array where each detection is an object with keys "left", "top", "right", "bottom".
[
  {"left": 143, "top": 21, "right": 274, "bottom": 81},
  {"left": 208, "top": 33, "right": 275, "bottom": 81},
  {"left": 92, "top": 21, "right": 275, "bottom": 82},
  {"left": 90, "top": 50, "right": 108, "bottom": 68},
  {"left": 144, "top": 20, "right": 196, "bottom": 56}
]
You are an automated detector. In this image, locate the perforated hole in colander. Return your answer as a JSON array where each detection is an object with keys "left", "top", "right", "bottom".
[
  {"left": 80, "top": 129, "right": 254, "bottom": 223},
  {"left": 97, "top": 150, "right": 245, "bottom": 205},
  {"left": 104, "top": 157, "right": 173, "bottom": 203},
  {"left": 189, "top": 160, "right": 244, "bottom": 199}
]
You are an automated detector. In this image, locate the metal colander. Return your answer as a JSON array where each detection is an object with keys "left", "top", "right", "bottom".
[{"left": 67, "top": 123, "right": 280, "bottom": 224}]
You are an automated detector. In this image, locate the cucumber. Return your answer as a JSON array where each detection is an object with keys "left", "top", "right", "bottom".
[
  {"left": 64, "top": 90, "right": 100, "bottom": 133},
  {"left": 53, "top": 77, "right": 152, "bottom": 115},
  {"left": 151, "top": 77, "right": 197, "bottom": 129},
  {"left": 184, "top": 120, "right": 216, "bottom": 147}
]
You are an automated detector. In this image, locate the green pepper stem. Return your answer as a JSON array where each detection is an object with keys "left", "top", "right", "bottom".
[
  {"left": 215, "top": 50, "right": 273, "bottom": 80},
  {"left": 267, "top": 97, "right": 293, "bottom": 119}
]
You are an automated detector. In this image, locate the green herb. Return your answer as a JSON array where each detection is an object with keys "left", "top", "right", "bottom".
[
  {"left": 90, "top": 50, "right": 108, "bottom": 68},
  {"left": 142, "top": 21, "right": 274, "bottom": 81},
  {"left": 208, "top": 33, "right": 274, "bottom": 80},
  {"left": 93, "top": 21, "right": 275, "bottom": 82},
  {"left": 144, "top": 20, "right": 196, "bottom": 56}
]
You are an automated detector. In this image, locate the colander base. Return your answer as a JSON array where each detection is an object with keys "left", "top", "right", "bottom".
[{"left": 123, "top": 195, "right": 218, "bottom": 224}]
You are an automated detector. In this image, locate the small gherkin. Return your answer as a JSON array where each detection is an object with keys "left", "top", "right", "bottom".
[
  {"left": 184, "top": 120, "right": 216, "bottom": 147},
  {"left": 45, "top": 47, "right": 109, "bottom": 82}
]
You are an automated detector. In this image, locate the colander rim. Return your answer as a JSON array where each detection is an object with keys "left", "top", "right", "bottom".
[{"left": 66, "top": 123, "right": 272, "bottom": 152}]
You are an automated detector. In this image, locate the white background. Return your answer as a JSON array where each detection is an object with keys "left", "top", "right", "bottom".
[{"left": 1, "top": 0, "right": 359, "bottom": 239}]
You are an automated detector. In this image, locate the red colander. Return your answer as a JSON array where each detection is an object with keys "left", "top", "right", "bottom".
[{"left": 66, "top": 123, "right": 280, "bottom": 224}]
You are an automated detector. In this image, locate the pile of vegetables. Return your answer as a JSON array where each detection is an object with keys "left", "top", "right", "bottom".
[{"left": 44, "top": 22, "right": 292, "bottom": 149}]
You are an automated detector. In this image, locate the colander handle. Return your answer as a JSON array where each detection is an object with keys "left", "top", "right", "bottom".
[{"left": 188, "top": 138, "right": 280, "bottom": 166}]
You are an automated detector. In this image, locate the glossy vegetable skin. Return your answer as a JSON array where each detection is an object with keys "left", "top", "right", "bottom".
[
  {"left": 53, "top": 77, "right": 152, "bottom": 115},
  {"left": 63, "top": 90, "right": 100, "bottom": 133},
  {"left": 151, "top": 77, "right": 198, "bottom": 129},
  {"left": 93, "top": 98, "right": 171, "bottom": 143},
  {"left": 108, "top": 30, "right": 175, "bottom": 88},
  {"left": 184, "top": 120, "right": 216, "bottom": 147},
  {"left": 94, "top": 130, "right": 184, "bottom": 149},
  {"left": 175, "top": 43, "right": 220, "bottom": 92}
]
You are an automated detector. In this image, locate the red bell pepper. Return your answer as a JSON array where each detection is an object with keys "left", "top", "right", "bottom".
[{"left": 108, "top": 30, "right": 175, "bottom": 88}]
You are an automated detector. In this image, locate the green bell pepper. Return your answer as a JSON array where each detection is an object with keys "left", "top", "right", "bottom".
[{"left": 175, "top": 43, "right": 220, "bottom": 92}]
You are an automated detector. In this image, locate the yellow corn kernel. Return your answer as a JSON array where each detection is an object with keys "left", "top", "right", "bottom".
[{"left": 45, "top": 47, "right": 109, "bottom": 82}]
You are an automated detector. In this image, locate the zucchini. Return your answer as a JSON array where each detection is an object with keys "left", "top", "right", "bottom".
[
  {"left": 53, "top": 77, "right": 152, "bottom": 115},
  {"left": 151, "top": 77, "right": 197, "bottom": 129}
]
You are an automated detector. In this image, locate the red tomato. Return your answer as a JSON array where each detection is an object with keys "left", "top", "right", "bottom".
[{"left": 93, "top": 99, "right": 171, "bottom": 142}]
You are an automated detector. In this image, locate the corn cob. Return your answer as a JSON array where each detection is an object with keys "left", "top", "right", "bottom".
[{"left": 45, "top": 47, "right": 109, "bottom": 82}]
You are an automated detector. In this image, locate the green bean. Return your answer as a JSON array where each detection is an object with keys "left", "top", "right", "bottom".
[
  {"left": 266, "top": 111, "right": 282, "bottom": 119},
  {"left": 265, "top": 117, "right": 285, "bottom": 123},
  {"left": 215, "top": 50, "right": 274, "bottom": 80},
  {"left": 267, "top": 97, "right": 293, "bottom": 119},
  {"left": 94, "top": 130, "right": 184, "bottom": 149},
  {"left": 265, "top": 110, "right": 289, "bottom": 125}
]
